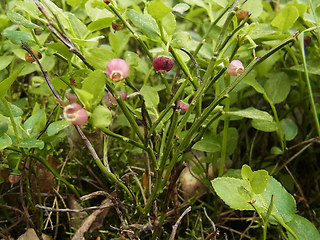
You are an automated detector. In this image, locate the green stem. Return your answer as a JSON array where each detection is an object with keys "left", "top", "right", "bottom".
[
  {"left": 219, "top": 98, "right": 230, "bottom": 177},
  {"left": 179, "top": 34, "right": 296, "bottom": 154},
  {"left": 272, "top": 214, "right": 299, "bottom": 240},
  {"left": 105, "top": 83, "right": 145, "bottom": 142},
  {"left": 2, "top": 98, "right": 20, "bottom": 144},
  {"left": 106, "top": 4, "right": 153, "bottom": 60},
  {"left": 193, "top": 5, "right": 231, "bottom": 57},
  {"left": 100, "top": 127, "right": 146, "bottom": 150},
  {"left": 94, "top": 156, "right": 133, "bottom": 201},
  {"left": 148, "top": 80, "right": 188, "bottom": 138},
  {"left": 268, "top": 99, "right": 285, "bottom": 151},
  {"left": 143, "top": 111, "right": 179, "bottom": 216},
  {"left": 299, "top": 31, "right": 320, "bottom": 137}
]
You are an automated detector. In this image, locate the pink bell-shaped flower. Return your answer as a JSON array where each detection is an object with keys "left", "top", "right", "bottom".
[
  {"left": 106, "top": 58, "right": 130, "bottom": 82},
  {"left": 227, "top": 60, "right": 244, "bottom": 76},
  {"left": 177, "top": 100, "right": 189, "bottom": 113},
  {"left": 63, "top": 104, "right": 88, "bottom": 126}
]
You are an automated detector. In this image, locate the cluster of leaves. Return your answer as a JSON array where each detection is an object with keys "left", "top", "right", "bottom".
[{"left": 0, "top": 0, "right": 320, "bottom": 239}]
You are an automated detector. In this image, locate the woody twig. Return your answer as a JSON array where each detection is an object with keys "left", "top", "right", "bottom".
[{"left": 33, "top": 0, "right": 94, "bottom": 70}]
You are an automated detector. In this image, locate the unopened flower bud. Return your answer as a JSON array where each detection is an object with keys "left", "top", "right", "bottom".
[
  {"left": 65, "top": 89, "right": 78, "bottom": 102},
  {"left": 107, "top": 91, "right": 127, "bottom": 105},
  {"left": 63, "top": 103, "right": 88, "bottom": 126},
  {"left": 177, "top": 100, "right": 189, "bottom": 113},
  {"left": 153, "top": 56, "right": 174, "bottom": 73},
  {"left": 236, "top": 10, "right": 250, "bottom": 20},
  {"left": 25, "top": 49, "right": 42, "bottom": 63},
  {"left": 227, "top": 60, "right": 244, "bottom": 76},
  {"left": 106, "top": 58, "right": 130, "bottom": 82},
  {"left": 112, "top": 19, "right": 124, "bottom": 31}
]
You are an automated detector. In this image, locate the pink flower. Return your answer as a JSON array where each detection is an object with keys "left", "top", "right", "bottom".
[
  {"left": 106, "top": 58, "right": 130, "bottom": 82},
  {"left": 63, "top": 104, "right": 88, "bottom": 126},
  {"left": 227, "top": 60, "right": 244, "bottom": 76},
  {"left": 153, "top": 56, "right": 174, "bottom": 73},
  {"left": 65, "top": 89, "right": 78, "bottom": 102},
  {"left": 107, "top": 91, "right": 127, "bottom": 105},
  {"left": 177, "top": 100, "right": 189, "bottom": 113}
]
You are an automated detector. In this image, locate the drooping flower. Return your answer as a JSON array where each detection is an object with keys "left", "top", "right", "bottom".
[
  {"left": 177, "top": 100, "right": 189, "bottom": 113},
  {"left": 227, "top": 60, "right": 244, "bottom": 76},
  {"left": 106, "top": 58, "right": 130, "bottom": 82},
  {"left": 63, "top": 103, "right": 88, "bottom": 126},
  {"left": 65, "top": 89, "right": 78, "bottom": 102},
  {"left": 107, "top": 91, "right": 127, "bottom": 105},
  {"left": 153, "top": 56, "right": 174, "bottom": 73}
]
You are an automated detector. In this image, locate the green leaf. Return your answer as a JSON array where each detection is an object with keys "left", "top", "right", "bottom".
[
  {"left": 47, "top": 120, "right": 71, "bottom": 136},
  {"left": 88, "top": 17, "right": 114, "bottom": 32},
  {"left": 15, "top": 138, "right": 44, "bottom": 149},
  {"left": 212, "top": 176, "right": 296, "bottom": 223},
  {"left": 0, "top": 66, "right": 24, "bottom": 98},
  {"left": 259, "top": 177, "right": 296, "bottom": 223},
  {"left": 241, "top": 164, "right": 253, "bottom": 181},
  {"left": 65, "top": 12, "right": 88, "bottom": 39},
  {"left": 3, "top": 30, "right": 35, "bottom": 45},
  {"left": 212, "top": 177, "right": 254, "bottom": 210},
  {"left": 0, "top": 56, "right": 14, "bottom": 71},
  {"left": 85, "top": 0, "right": 114, "bottom": 21},
  {"left": 192, "top": 132, "right": 220, "bottom": 153},
  {"left": 227, "top": 107, "right": 273, "bottom": 121},
  {"left": 42, "top": 0, "right": 70, "bottom": 29},
  {"left": 271, "top": 6, "right": 299, "bottom": 32},
  {"left": 250, "top": 170, "right": 269, "bottom": 194},
  {"left": 264, "top": 72, "right": 291, "bottom": 104},
  {"left": 84, "top": 48, "right": 116, "bottom": 70},
  {"left": 74, "top": 88, "right": 94, "bottom": 109},
  {"left": 280, "top": 118, "right": 298, "bottom": 141},
  {"left": 140, "top": 85, "right": 159, "bottom": 108},
  {"left": 13, "top": 1, "right": 41, "bottom": 20},
  {"left": 173, "top": 3, "right": 190, "bottom": 14},
  {"left": 0, "top": 134, "right": 12, "bottom": 150},
  {"left": 243, "top": 73, "right": 265, "bottom": 94},
  {"left": 23, "top": 109, "right": 47, "bottom": 137},
  {"left": 147, "top": 0, "right": 172, "bottom": 20},
  {"left": 7, "top": 11, "right": 40, "bottom": 29},
  {"left": 109, "top": 30, "right": 131, "bottom": 57},
  {"left": 287, "top": 214, "right": 320, "bottom": 240},
  {"left": 171, "top": 31, "right": 192, "bottom": 49},
  {"left": 0, "top": 122, "right": 8, "bottom": 136},
  {"left": 0, "top": 100, "right": 23, "bottom": 118},
  {"left": 242, "top": 0, "right": 263, "bottom": 18},
  {"left": 91, "top": 105, "right": 112, "bottom": 128},
  {"left": 126, "top": 9, "right": 160, "bottom": 39},
  {"left": 162, "top": 12, "right": 176, "bottom": 35},
  {"left": 251, "top": 119, "right": 278, "bottom": 132},
  {"left": 82, "top": 70, "right": 106, "bottom": 107}
]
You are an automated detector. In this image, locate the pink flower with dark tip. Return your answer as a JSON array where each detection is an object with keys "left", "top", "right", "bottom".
[
  {"left": 153, "top": 56, "right": 174, "bottom": 73},
  {"left": 106, "top": 58, "right": 130, "bottom": 82},
  {"left": 177, "top": 100, "right": 189, "bottom": 113},
  {"left": 107, "top": 91, "right": 127, "bottom": 105},
  {"left": 65, "top": 89, "right": 78, "bottom": 102},
  {"left": 63, "top": 103, "right": 88, "bottom": 126},
  {"left": 227, "top": 60, "right": 244, "bottom": 76}
]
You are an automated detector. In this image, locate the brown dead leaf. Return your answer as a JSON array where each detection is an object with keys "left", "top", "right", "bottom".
[{"left": 17, "top": 228, "right": 39, "bottom": 240}]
